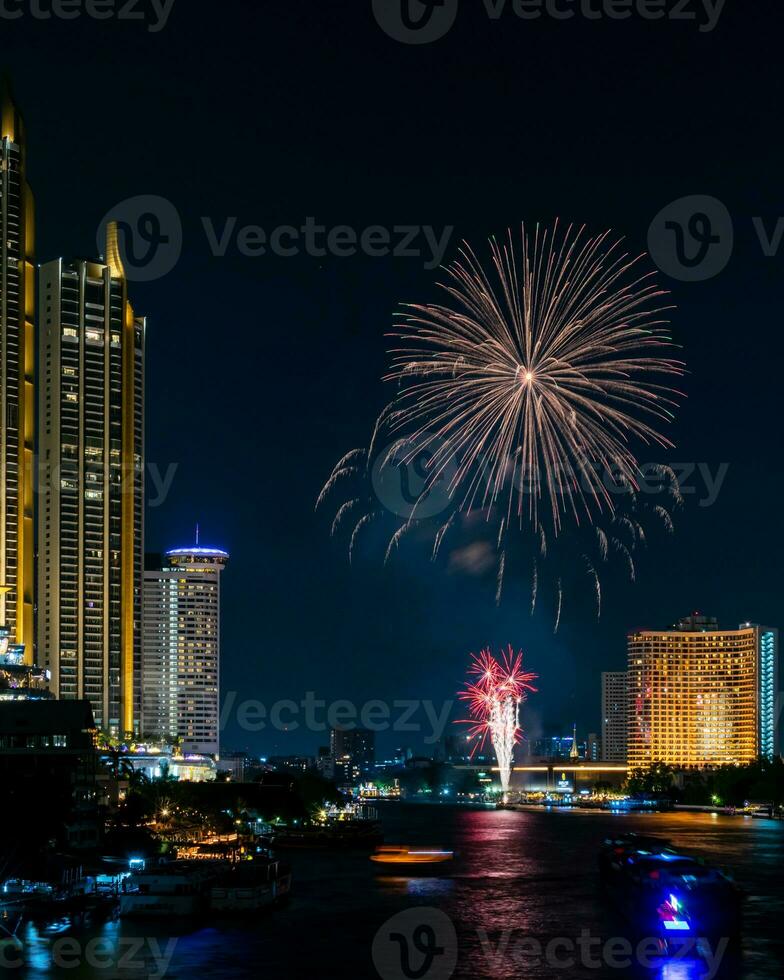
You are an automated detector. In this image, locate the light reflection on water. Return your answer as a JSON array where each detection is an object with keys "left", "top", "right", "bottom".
[
  {"left": 657, "top": 960, "right": 710, "bottom": 980},
  {"left": 11, "top": 807, "right": 783, "bottom": 979}
]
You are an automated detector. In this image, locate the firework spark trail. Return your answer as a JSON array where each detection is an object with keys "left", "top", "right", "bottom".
[
  {"left": 585, "top": 557, "right": 601, "bottom": 620},
  {"left": 349, "top": 514, "right": 375, "bottom": 565},
  {"left": 315, "top": 463, "right": 361, "bottom": 511},
  {"left": 554, "top": 578, "right": 562, "bottom": 633},
  {"left": 458, "top": 646, "right": 538, "bottom": 795},
  {"left": 654, "top": 504, "right": 675, "bottom": 533},
  {"left": 614, "top": 539, "right": 636, "bottom": 581},
  {"left": 331, "top": 499, "right": 360, "bottom": 537},
  {"left": 496, "top": 551, "right": 506, "bottom": 606},
  {"left": 432, "top": 514, "right": 455, "bottom": 561},
  {"left": 384, "top": 521, "right": 415, "bottom": 565},
  {"left": 531, "top": 559, "right": 538, "bottom": 614}
]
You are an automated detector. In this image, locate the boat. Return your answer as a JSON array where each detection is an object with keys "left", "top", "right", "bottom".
[
  {"left": 600, "top": 838, "right": 742, "bottom": 948},
  {"left": 209, "top": 859, "right": 292, "bottom": 913},
  {"left": 604, "top": 798, "right": 674, "bottom": 812},
  {"left": 370, "top": 845, "right": 454, "bottom": 874},
  {"left": 267, "top": 820, "right": 383, "bottom": 850},
  {"left": 119, "top": 861, "right": 227, "bottom": 918},
  {"left": 1, "top": 875, "right": 119, "bottom": 923},
  {"left": 598, "top": 833, "right": 675, "bottom": 881},
  {"left": 0, "top": 880, "right": 55, "bottom": 912}
]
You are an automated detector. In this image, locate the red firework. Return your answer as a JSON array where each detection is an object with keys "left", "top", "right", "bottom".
[{"left": 457, "top": 645, "right": 538, "bottom": 757}]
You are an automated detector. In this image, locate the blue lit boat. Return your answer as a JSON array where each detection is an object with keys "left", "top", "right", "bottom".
[{"left": 601, "top": 840, "right": 742, "bottom": 949}]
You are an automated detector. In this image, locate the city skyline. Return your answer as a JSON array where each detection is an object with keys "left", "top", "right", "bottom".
[
  {"left": 2, "top": 3, "right": 782, "bottom": 756},
  {"left": 2, "top": 8, "right": 783, "bottom": 980}
]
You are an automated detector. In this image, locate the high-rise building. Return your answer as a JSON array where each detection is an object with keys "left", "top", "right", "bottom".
[
  {"left": 316, "top": 745, "right": 334, "bottom": 780},
  {"left": 37, "top": 226, "right": 145, "bottom": 736},
  {"left": 330, "top": 727, "right": 375, "bottom": 785},
  {"left": 141, "top": 545, "right": 228, "bottom": 757},
  {"left": 0, "top": 83, "right": 34, "bottom": 657},
  {"left": 439, "top": 733, "right": 471, "bottom": 764},
  {"left": 627, "top": 615, "right": 779, "bottom": 769},
  {"left": 601, "top": 671, "right": 628, "bottom": 762}
]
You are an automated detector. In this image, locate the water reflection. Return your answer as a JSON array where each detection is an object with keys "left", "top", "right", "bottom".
[
  {"left": 8, "top": 808, "right": 783, "bottom": 978},
  {"left": 658, "top": 959, "right": 712, "bottom": 980}
]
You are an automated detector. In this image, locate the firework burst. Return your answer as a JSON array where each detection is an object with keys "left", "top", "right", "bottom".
[
  {"left": 457, "top": 646, "right": 538, "bottom": 795},
  {"left": 384, "top": 222, "right": 685, "bottom": 532},
  {"left": 318, "top": 223, "right": 685, "bottom": 626}
]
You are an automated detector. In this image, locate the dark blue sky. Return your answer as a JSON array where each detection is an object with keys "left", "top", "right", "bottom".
[{"left": 5, "top": 0, "right": 783, "bottom": 756}]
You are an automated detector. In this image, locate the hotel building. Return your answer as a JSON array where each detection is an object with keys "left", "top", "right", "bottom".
[
  {"left": 141, "top": 546, "right": 228, "bottom": 757},
  {"left": 627, "top": 615, "right": 779, "bottom": 769},
  {"left": 0, "top": 83, "right": 35, "bottom": 657},
  {"left": 37, "top": 226, "right": 145, "bottom": 736},
  {"left": 601, "top": 671, "right": 628, "bottom": 762}
]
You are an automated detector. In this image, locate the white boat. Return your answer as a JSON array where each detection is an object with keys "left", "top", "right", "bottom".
[
  {"left": 209, "top": 860, "right": 292, "bottom": 913},
  {"left": 119, "top": 862, "right": 226, "bottom": 918}
]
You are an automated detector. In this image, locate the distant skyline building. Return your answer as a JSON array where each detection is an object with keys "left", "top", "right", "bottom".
[
  {"left": 439, "top": 733, "right": 471, "bottom": 764},
  {"left": 526, "top": 734, "right": 586, "bottom": 761},
  {"left": 141, "top": 544, "right": 228, "bottom": 757},
  {"left": 330, "top": 727, "right": 375, "bottom": 785},
  {"left": 267, "top": 755, "right": 314, "bottom": 773},
  {"left": 37, "top": 226, "right": 145, "bottom": 736},
  {"left": 569, "top": 723, "right": 579, "bottom": 759},
  {"left": 222, "top": 750, "right": 248, "bottom": 782},
  {"left": 316, "top": 744, "right": 333, "bottom": 780},
  {"left": 627, "top": 614, "right": 779, "bottom": 769},
  {"left": 601, "top": 671, "right": 628, "bottom": 762},
  {"left": 0, "top": 83, "right": 34, "bottom": 657}
]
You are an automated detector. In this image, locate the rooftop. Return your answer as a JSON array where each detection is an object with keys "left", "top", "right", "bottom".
[
  {"left": 0, "top": 699, "right": 95, "bottom": 735},
  {"left": 165, "top": 546, "right": 229, "bottom": 559}
]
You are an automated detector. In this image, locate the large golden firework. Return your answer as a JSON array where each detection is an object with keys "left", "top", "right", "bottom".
[{"left": 383, "top": 222, "right": 685, "bottom": 532}]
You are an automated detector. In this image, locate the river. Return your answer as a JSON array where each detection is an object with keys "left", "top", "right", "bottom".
[{"left": 14, "top": 805, "right": 784, "bottom": 979}]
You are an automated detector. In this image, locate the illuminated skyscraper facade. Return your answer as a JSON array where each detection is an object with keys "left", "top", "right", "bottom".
[
  {"left": 627, "top": 615, "right": 779, "bottom": 769},
  {"left": 0, "top": 84, "right": 34, "bottom": 657},
  {"left": 141, "top": 546, "right": 228, "bottom": 757},
  {"left": 601, "top": 671, "right": 628, "bottom": 762},
  {"left": 37, "top": 228, "right": 145, "bottom": 736}
]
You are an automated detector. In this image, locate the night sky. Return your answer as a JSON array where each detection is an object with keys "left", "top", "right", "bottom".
[{"left": 4, "top": 0, "right": 782, "bottom": 756}]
